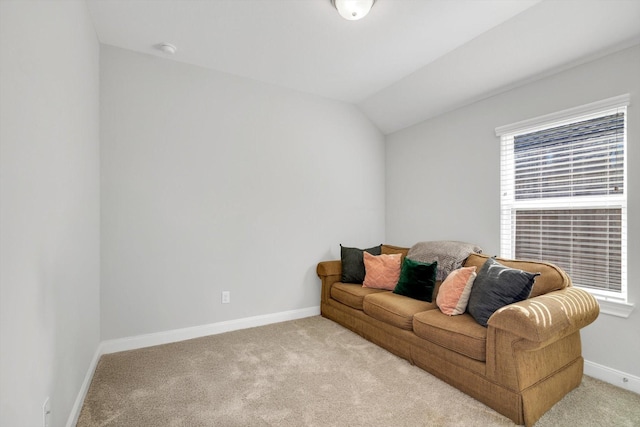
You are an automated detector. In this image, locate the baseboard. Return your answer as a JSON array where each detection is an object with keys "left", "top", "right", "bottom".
[
  {"left": 66, "top": 343, "right": 104, "bottom": 427},
  {"left": 584, "top": 359, "right": 640, "bottom": 394},
  {"left": 100, "top": 306, "right": 321, "bottom": 355},
  {"left": 65, "top": 306, "right": 320, "bottom": 426}
]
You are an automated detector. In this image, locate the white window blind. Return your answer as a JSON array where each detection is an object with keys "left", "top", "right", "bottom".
[{"left": 498, "top": 96, "right": 628, "bottom": 300}]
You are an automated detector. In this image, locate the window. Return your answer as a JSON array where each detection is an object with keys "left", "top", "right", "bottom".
[{"left": 496, "top": 95, "right": 628, "bottom": 303}]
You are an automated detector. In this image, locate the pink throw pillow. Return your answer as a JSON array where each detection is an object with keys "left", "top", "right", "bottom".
[
  {"left": 436, "top": 266, "right": 477, "bottom": 316},
  {"left": 362, "top": 252, "right": 402, "bottom": 290}
]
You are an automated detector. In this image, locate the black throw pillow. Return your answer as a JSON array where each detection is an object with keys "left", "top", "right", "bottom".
[
  {"left": 467, "top": 258, "right": 539, "bottom": 327},
  {"left": 340, "top": 244, "right": 382, "bottom": 284}
]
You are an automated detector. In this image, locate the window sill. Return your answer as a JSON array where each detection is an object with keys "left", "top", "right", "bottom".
[{"left": 595, "top": 298, "right": 635, "bottom": 318}]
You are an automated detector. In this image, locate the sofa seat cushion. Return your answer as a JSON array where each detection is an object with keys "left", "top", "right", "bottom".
[
  {"left": 363, "top": 292, "right": 436, "bottom": 330},
  {"left": 331, "top": 282, "right": 388, "bottom": 310},
  {"left": 413, "top": 310, "right": 487, "bottom": 362}
]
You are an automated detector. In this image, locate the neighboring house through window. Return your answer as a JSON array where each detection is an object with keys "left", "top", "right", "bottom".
[{"left": 496, "top": 95, "right": 629, "bottom": 306}]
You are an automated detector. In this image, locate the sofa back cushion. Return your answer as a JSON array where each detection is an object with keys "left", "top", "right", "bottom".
[
  {"left": 381, "top": 244, "right": 409, "bottom": 260},
  {"left": 463, "top": 253, "right": 570, "bottom": 298}
]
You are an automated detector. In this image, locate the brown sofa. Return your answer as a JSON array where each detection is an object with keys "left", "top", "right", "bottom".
[{"left": 316, "top": 245, "right": 600, "bottom": 426}]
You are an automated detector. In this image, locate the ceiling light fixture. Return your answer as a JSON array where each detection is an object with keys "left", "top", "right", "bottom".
[
  {"left": 332, "top": 0, "right": 375, "bottom": 21},
  {"left": 158, "top": 43, "right": 177, "bottom": 55}
]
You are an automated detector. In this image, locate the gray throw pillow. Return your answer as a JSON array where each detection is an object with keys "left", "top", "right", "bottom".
[
  {"left": 467, "top": 258, "right": 539, "bottom": 327},
  {"left": 340, "top": 244, "right": 382, "bottom": 284}
]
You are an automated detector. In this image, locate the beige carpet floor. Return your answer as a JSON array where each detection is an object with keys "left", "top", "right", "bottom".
[{"left": 77, "top": 316, "right": 640, "bottom": 426}]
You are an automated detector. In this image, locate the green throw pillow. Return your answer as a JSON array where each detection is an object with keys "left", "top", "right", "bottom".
[
  {"left": 340, "top": 244, "right": 382, "bottom": 284},
  {"left": 467, "top": 258, "right": 539, "bottom": 327},
  {"left": 393, "top": 258, "right": 438, "bottom": 302}
]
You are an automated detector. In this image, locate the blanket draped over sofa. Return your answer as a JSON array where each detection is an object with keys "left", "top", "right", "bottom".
[{"left": 316, "top": 243, "right": 599, "bottom": 426}]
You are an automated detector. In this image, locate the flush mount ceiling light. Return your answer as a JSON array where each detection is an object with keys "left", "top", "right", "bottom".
[
  {"left": 158, "top": 43, "right": 177, "bottom": 55},
  {"left": 332, "top": 0, "right": 375, "bottom": 21}
]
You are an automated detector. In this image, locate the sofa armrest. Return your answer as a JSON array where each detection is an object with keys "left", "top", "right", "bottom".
[
  {"left": 317, "top": 260, "right": 342, "bottom": 278},
  {"left": 317, "top": 260, "right": 342, "bottom": 304},
  {"left": 488, "top": 287, "right": 599, "bottom": 346}
]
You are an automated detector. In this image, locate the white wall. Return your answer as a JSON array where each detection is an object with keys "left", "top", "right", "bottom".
[
  {"left": 100, "top": 46, "right": 385, "bottom": 340},
  {"left": 386, "top": 45, "right": 640, "bottom": 379},
  {"left": 0, "top": 2, "right": 101, "bottom": 427}
]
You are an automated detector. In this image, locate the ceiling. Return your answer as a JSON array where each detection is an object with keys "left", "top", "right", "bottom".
[{"left": 87, "top": 0, "right": 640, "bottom": 134}]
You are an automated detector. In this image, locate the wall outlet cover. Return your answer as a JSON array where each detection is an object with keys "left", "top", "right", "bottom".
[{"left": 221, "top": 291, "right": 230, "bottom": 304}]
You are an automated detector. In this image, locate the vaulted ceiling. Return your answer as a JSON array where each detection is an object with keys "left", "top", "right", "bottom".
[{"left": 87, "top": 0, "right": 640, "bottom": 134}]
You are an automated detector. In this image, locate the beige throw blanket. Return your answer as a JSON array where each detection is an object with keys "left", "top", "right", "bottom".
[{"left": 407, "top": 241, "right": 482, "bottom": 281}]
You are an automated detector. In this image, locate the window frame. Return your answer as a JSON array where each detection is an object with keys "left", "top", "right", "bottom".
[{"left": 496, "top": 95, "right": 629, "bottom": 305}]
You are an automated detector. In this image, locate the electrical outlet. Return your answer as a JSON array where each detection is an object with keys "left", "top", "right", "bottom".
[
  {"left": 221, "top": 291, "right": 230, "bottom": 304},
  {"left": 43, "top": 397, "right": 51, "bottom": 427}
]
